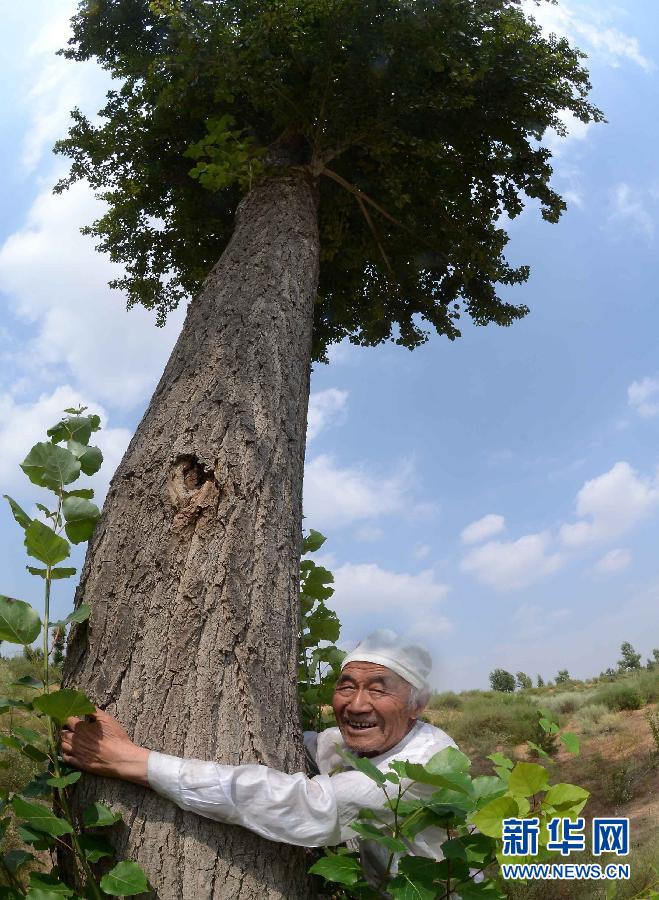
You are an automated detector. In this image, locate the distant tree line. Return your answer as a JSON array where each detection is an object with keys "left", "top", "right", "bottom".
[{"left": 489, "top": 640, "right": 659, "bottom": 693}]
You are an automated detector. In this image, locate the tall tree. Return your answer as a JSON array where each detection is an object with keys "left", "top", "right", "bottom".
[
  {"left": 618, "top": 641, "right": 642, "bottom": 671},
  {"left": 489, "top": 668, "right": 516, "bottom": 693},
  {"left": 56, "top": 1, "right": 602, "bottom": 896}
]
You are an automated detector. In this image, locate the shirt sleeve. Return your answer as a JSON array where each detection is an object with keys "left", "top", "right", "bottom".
[{"left": 147, "top": 751, "right": 392, "bottom": 847}]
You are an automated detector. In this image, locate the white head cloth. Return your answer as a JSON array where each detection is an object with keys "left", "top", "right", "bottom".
[{"left": 341, "top": 629, "right": 432, "bottom": 690}]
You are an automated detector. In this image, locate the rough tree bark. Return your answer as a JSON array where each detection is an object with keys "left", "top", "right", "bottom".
[{"left": 63, "top": 164, "right": 320, "bottom": 899}]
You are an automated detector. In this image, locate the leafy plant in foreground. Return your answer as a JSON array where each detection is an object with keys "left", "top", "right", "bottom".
[
  {"left": 298, "top": 530, "right": 345, "bottom": 732},
  {"left": 1, "top": 408, "right": 149, "bottom": 897},
  {"left": 309, "top": 732, "right": 587, "bottom": 899}
]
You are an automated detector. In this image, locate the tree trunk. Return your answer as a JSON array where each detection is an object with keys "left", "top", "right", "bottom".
[{"left": 63, "top": 166, "right": 320, "bottom": 899}]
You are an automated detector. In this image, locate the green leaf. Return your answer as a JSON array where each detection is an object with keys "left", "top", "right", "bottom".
[
  {"left": 22, "top": 774, "right": 53, "bottom": 799},
  {"left": 302, "top": 529, "right": 326, "bottom": 553},
  {"left": 0, "top": 596, "right": 42, "bottom": 644},
  {"left": 78, "top": 834, "right": 114, "bottom": 862},
  {"left": 425, "top": 746, "right": 471, "bottom": 774},
  {"left": 470, "top": 795, "right": 519, "bottom": 838},
  {"left": 20, "top": 442, "right": 80, "bottom": 490},
  {"left": 28, "top": 871, "right": 74, "bottom": 896},
  {"left": 338, "top": 749, "right": 386, "bottom": 785},
  {"left": 0, "top": 735, "right": 23, "bottom": 750},
  {"left": 560, "top": 732, "right": 580, "bottom": 755},
  {"left": 33, "top": 689, "right": 95, "bottom": 724},
  {"left": 0, "top": 697, "right": 33, "bottom": 714},
  {"left": 391, "top": 760, "right": 473, "bottom": 796},
  {"left": 26, "top": 888, "right": 71, "bottom": 899},
  {"left": 11, "top": 796, "right": 74, "bottom": 836},
  {"left": 452, "top": 879, "right": 506, "bottom": 900},
  {"left": 27, "top": 566, "right": 77, "bottom": 580},
  {"left": 63, "top": 488, "right": 94, "bottom": 499},
  {"left": 457, "top": 833, "right": 496, "bottom": 867},
  {"left": 62, "top": 496, "right": 100, "bottom": 544},
  {"left": 472, "top": 775, "right": 507, "bottom": 803},
  {"left": 47, "top": 771, "right": 82, "bottom": 788},
  {"left": 487, "top": 752, "right": 513, "bottom": 770},
  {"left": 17, "top": 823, "right": 55, "bottom": 849},
  {"left": 13, "top": 726, "right": 44, "bottom": 745},
  {"left": 67, "top": 442, "right": 103, "bottom": 477},
  {"left": 507, "top": 762, "right": 549, "bottom": 797},
  {"left": 21, "top": 743, "right": 50, "bottom": 763},
  {"left": 11, "top": 676, "right": 44, "bottom": 690},
  {"left": 50, "top": 604, "right": 91, "bottom": 628},
  {"left": 3, "top": 849, "right": 35, "bottom": 873},
  {"left": 100, "top": 861, "right": 149, "bottom": 896},
  {"left": 526, "top": 741, "right": 550, "bottom": 760},
  {"left": 388, "top": 856, "right": 439, "bottom": 900},
  {"left": 302, "top": 565, "right": 334, "bottom": 601},
  {"left": 3, "top": 495, "right": 32, "bottom": 530},
  {"left": 48, "top": 415, "right": 93, "bottom": 446},
  {"left": 400, "top": 807, "right": 447, "bottom": 839},
  {"left": 349, "top": 822, "right": 407, "bottom": 853},
  {"left": 24, "top": 521, "right": 70, "bottom": 566},
  {"left": 83, "top": 802, "right": 122, "bottom": 828},
  {"left": 542, "top": 782, "right": 589, "bottom": 816},
  {"left": 538, "top": 717, "right": 559, "bottom": 734},
  {"left": 308, "top": 854, "right": 362, "bottom": 887}
]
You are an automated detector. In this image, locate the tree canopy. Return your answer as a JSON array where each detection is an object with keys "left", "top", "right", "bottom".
[{"left": 56, "top": 0, "right": 603, "bottom": 361}]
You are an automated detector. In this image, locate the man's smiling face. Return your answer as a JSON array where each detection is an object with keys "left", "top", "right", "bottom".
[{"left": 332, "top": 661, "right": 421, "bottom": 757}]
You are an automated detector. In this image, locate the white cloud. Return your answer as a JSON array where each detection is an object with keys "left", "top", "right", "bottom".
[
  {"left": 0, "top": 386, "right": 130, "bottom": 501},
  {"left": 413, "top": 544, "right": 431, "bottom": 560},
  {"left": 460, "top": 513, "right": 505, "bottom": 545},
  {"left": 325, "top": 340, "right": 357, "bottom": 365},
  {"left": 560, "top": 461, "right": 659, "bottom": 547},
  {"left": 307, "top": 388, "right": 348, "bottom": 441},
  {"left": 461, "top": 531, "right": 563, "bottom": 591},
  {"left": 628, "top": 376, "right": 659, "bottom": 418},
  {"left": 0, "top": 180, "right": 187, "bottom": 410},
  {"left": 21, "top": 2, "right": 110, "bottom": 174},
  {"left": 511, "top": 603, "right": 571, "bottom": 641},
  {"left": 327, "top": 560, "right": 451, "bottom": 645},
  {"left": 354, "top": 525, "right": 384, "bottom": 542},
  {"left": 523, "top": 1, "right": 654, "bottom": 72},
  {"left": 608, "top": 183, "right": 654, "bottom": 240},
  {"left": 303, "top": 455, "right": 414, "bottom": 529},
  {"left": 593, "top": 548, "right": 631, "bottom": 576}
]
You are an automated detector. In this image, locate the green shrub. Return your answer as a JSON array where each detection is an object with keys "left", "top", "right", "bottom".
[
  {"left": 633, "top": 669, "right": 659, "bottom": 704},
  {"left": 575, "top": 702, "right": 608, "bottom": 726},
  {"left": 451, "top": 695, "right": 540, "bottom": 748},
  {"left": 427, "top": 690, "right": 462, "bottom": 711},
  {"left": 575, "top": 704, "right": 620, "bottom": 736},
  {"left": 595, "top": 683, "right": 642, "bottom": 711},
  {"left": 541, "top": 690, "right": 590, "bottom": 716},
  {"left": 605, "top": 763, "right": 635, "bottom": 805}
]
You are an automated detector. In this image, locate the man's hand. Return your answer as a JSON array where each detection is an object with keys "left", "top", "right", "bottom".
[{"left": 60, "top": 709, "right": 150, "bottom": 787}]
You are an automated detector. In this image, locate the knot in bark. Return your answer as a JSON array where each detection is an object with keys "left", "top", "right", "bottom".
[{"left": 168, "top": 454, "right": 220, "bottom": 532}]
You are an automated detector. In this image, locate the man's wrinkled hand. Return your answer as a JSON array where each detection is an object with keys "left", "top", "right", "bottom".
[{"left": 60, "top": 708, "right": 150, "bottom": 786}]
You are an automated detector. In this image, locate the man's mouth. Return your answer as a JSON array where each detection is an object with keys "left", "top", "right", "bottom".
[{"left": 344, "top": 720, "right": 378, "bottom": 731}]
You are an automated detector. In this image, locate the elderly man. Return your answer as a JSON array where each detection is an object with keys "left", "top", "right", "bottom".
[{"left": 61, "top": 630, "right": 456, "bottom": 884}]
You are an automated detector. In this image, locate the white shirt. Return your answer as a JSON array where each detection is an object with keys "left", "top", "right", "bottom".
[{"left": 148, "top": 720, "right": 456, "bottom": 880}]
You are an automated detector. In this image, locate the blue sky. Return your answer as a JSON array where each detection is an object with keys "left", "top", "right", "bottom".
[{"left": 1, "top": 1, "right": 659, "bottom": 690}]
